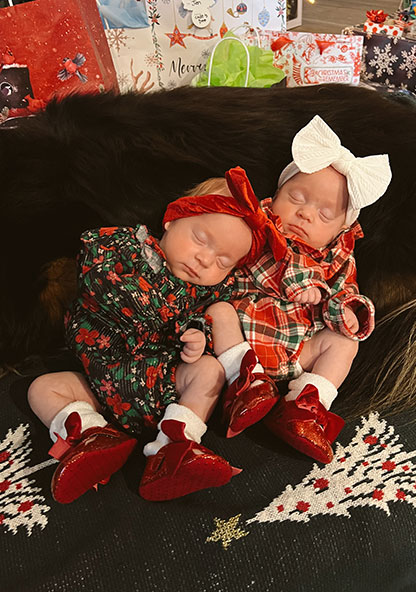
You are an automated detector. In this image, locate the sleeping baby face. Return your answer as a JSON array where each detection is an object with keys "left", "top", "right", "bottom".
[
  {"left": 159, "top": 212, "right": 252, "bottom": 285},
  {"left": 271, "top": 166, "right": 349, "bottom": 249}
]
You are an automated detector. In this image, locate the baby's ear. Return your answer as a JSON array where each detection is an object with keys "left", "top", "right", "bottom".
[{"left": 164, "top": 221, "right": 171, "bottom": 231}]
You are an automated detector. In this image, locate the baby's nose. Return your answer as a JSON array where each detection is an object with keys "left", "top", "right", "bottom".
[
  {"left": 298, "top": 207, "right": 313, "bottom": 221},
  {"left": 196, "top": 249, "right": 215, "bottom": 267}
]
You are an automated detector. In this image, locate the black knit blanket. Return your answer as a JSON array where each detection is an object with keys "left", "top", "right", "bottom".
[{"left": 1, "top": 356, "right": 415, "bottom": 592}]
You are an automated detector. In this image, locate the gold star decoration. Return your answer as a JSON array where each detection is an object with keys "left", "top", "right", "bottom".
[
  {"left": 166, "top": 25, "right": 187, "bottom": 48},
  {"left": 206, "top": 514, "right": 249, "bottom": 550}
]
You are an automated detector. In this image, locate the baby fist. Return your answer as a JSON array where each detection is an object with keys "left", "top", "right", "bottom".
[
  {"left": 344, "top": 307, "right": 359, "bottom": 334},
  {"left": 180, "top": 328, "right": 206, "bottom": 364},
  {"left": 294, "top": 287, "right": 322, "bottom": 305}
]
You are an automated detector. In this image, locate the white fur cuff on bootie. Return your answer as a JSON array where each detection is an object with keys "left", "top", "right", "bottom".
[
  {"left": 286, "top": 372, "right": 338, "bottom": 410},
  {"left": 49, "top": 400, "right": 107, "bottom": 442},
  {"left": 143, "top": 403, "right": 207, "bottom": 457}
]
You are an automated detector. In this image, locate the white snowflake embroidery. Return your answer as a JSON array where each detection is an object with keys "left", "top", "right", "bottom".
[
  {"left": 106, "top": 29, "right": 129, "bottom": 54},
  {"left": 399, "top": 45, "right": 416, "bottom": 79},
  {"left": 247, "top": 412, "right": 416, "bottom": 526},
  {"left": 368, "top": 43, "right": 399, "bottom": 77},
  {"left": 0, "top": 424, "right": 56, "bottom": 536}
]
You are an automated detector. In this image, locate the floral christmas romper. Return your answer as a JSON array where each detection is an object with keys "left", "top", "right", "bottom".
[
  {"left": 65, "top": 225, "right": 234, "bottom": 435},
  {"left": 233, "top": 199, "right": 375, "bottom": 380}
]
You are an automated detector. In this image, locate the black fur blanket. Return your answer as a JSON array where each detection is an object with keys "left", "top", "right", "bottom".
[{"left": 1, "top": 83, "right": 415, "bottom": 417}]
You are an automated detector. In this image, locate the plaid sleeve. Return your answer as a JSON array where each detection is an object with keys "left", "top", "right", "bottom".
[
  {"left": 280, "top": 251, "right": 330, "bottom": 301},
  {"left": 321, "top": 255, "right": 375, "bottom": 340}
]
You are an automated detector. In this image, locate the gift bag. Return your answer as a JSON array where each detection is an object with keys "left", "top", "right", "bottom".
[
  {"left": 191, "top": 30, "right": 285, "bottom": 88},
  {"left": 270, "top": 31, "right": 363, "bottom": 87},
  {"left": 101, "top": 0, "right": 287, "bottom": 92},
  {"left": 345, "top": 25, "right": 416, "bottom": 93},
  {"left": 0, "top": 0, "right": 118, "bottom": 120}
]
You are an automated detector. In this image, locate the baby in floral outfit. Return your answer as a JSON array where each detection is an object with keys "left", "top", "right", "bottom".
[{"left": 27, "top": 167, "right": 284, "bottom": 503}]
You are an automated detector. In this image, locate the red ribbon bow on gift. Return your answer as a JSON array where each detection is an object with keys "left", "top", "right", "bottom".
[{"left": 366, "top": 9, "right": 389, "bottom": 24}]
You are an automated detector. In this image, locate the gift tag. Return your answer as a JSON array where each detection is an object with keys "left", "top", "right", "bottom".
[{"left": 192, "top": 9, "right": 211, "bottom": 28}]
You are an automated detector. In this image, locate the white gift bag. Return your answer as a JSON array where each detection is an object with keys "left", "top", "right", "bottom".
[{"left": 99, "top": 0, "right": 286, "bottom": 91}]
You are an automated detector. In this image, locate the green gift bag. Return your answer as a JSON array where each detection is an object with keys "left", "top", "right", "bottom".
[{"left": 191, "top": 31, "right": 285, "bottom": 88}]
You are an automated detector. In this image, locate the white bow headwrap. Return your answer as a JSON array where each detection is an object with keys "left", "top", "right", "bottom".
[{"left": 277, "top": 115, "right": 392, "bottom": 226}]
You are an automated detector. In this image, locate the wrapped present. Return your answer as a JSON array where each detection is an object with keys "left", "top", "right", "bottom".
[
  {"left": 270, "top": 32, "right": 363, "bottom": 87},
  {"left": 344, "top": 25, "right": 416, "bottom": 93},
  {"left": 363, "top": 20, "right": 404, "bottom": 37}
]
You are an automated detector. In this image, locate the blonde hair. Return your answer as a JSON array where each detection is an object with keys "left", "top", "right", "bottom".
[{"left": 185, "top": 177, "right": 232, "bottom": 197}]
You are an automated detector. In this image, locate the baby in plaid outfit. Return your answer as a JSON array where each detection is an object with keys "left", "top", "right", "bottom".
[{"left": 190, "top": 115, "right": 392, "bottom": 464}]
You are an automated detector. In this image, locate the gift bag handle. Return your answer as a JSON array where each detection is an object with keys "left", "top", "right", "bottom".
[
  {"left": 207, "top": 36, "right": 250, "bottom": 87},
  {"left": 234, "top": 22, "right": 261, "bottom": 48}
]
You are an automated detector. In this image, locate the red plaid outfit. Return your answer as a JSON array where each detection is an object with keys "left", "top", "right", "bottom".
[{"left": 232, "top": 199, "right": 375, "bottom": 380}]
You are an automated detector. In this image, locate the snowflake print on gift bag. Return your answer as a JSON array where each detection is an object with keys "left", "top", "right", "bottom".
[{"left": 349, "top": 27, "right": 416, "bottom": 92}]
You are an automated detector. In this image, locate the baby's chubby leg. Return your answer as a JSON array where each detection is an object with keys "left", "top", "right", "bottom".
[
  {"left": 265, "top": 330, "right": 357, "bottom": 464},
  {"left": 143, "top": 355, "right": 225, "bottom": 458},
  {"left": 176, "top": 354, "right": 225, "bottom": 422},
  {"left": 28, "top": 371, "right": 136, "bottom": 503},
  {"left": 28, "top": 371, "right": 104, "bottom": 430},
  {"left": 205, "top": 301, "right": 279, "bottom": 437},
  {"left": 298, "top": 328, "right": 359, "bottom": 395},
  {"left": 139, "top": 356, "right": 240, "bottom": 501}
]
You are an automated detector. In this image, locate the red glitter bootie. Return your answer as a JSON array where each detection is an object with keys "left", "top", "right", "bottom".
[
  {"left": 49, "top": 412, "right": 137, "bottom": 503},
  {"left": 263, "top": 385, "right": 345, "bottom": 464},
  {"left": 223, "top": 349, "right": 279, "bottom": 438},
  {"left": 139, "top": 417, "right": 241, "bottom": 501}
]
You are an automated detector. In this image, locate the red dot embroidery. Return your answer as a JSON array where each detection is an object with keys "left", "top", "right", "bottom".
[
  {"left": 18, "top": 501, "right": 33, "bottom": 513},
  {"left": 382, "top": 460, "right": 396, "bottom": 472},
  {"left": 0, "top": 480, "right": 11, "bottom": 492},
  {"left": 314, "top": 478, "right": 329, "bottom": 490}
]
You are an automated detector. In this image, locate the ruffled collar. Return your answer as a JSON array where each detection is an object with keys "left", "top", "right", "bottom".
[{"left": 260, "top": 198, "right": 363, "bottom": 279}]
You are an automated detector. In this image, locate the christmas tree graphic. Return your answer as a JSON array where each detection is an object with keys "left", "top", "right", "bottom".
[
  {"left": 0, "top": 424, "right": 56, "bottom": 536},
  {"left": 247, "top": 412, "right": 416, "bottom": 526}
]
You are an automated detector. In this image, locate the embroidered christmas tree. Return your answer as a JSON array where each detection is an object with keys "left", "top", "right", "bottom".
[
  {"left": 0, "top": 424, "right": 55, "bottom": 535},
  {"left": 248, "top": 412, "right": 416, "bottom": 526}
]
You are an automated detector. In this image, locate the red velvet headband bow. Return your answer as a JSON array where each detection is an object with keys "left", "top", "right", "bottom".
[{"left": 163, "top": 166, "right": 286, "bottom": 266}]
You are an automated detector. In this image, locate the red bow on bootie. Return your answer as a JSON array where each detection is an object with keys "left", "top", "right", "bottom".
[
  {"left": 139, "top": 418, "right": 241, "bottom": 501},
  {"left": 48, "top": 412, "right": 137, "bottom": 504},
  {"left": 223, "top": 349, "right": 279, "bottom": 438},
  {"left": 263, "top": 384, "right": 344, "bottom": 464},
  {"left": 294, "top": 385, "right": 344, "bottom": 444}
]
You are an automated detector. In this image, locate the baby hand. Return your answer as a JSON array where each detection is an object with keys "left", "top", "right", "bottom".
[
  {"left": 180, "top": 328, "right": 206, "bottom": 364},
  {"left": 344, "top": 306, "right": 359, "bottom": 334},
  {"left": 294, "top": 287, "right": 322, "bottom": 305}
]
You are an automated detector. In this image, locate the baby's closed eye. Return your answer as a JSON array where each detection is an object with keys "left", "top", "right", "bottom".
[{"left": 216, "top": 256, "right": 232, "bottom": 270}]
